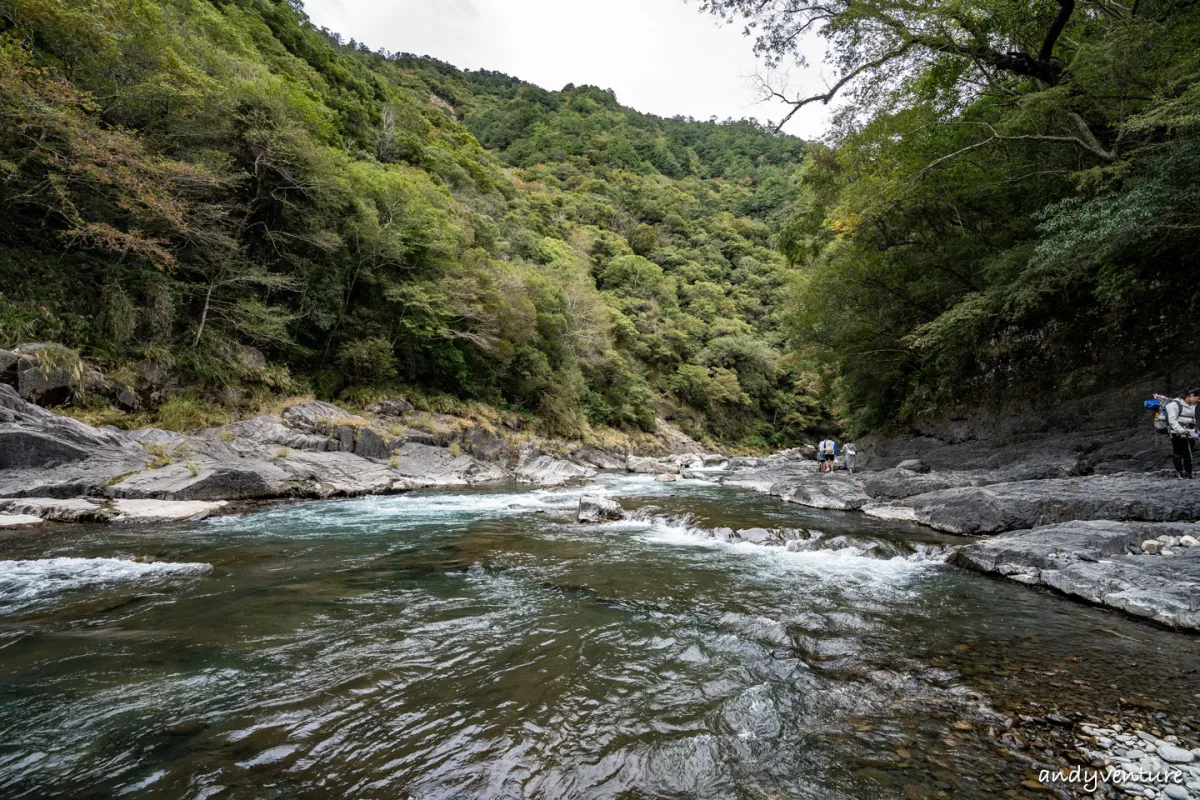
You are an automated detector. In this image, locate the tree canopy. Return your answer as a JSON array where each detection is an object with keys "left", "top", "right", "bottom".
[
  {"left": 703, "top": 0, "right": 1200, "bottom": 430},
  {"left": 0, "top": 0, "right": 819, "bottom": 447}
]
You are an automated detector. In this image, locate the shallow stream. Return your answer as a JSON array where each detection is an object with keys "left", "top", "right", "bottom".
[{"left": 1, "top": 473, "right": 1198, "bottom": 798}]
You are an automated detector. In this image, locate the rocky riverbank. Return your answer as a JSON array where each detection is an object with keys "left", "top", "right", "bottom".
[
  {"left": 0, "top": 384, "right": 716, "bottom": 528},
  {"left": 718, "top": 450, "right": 1200, "bottom": 632}
]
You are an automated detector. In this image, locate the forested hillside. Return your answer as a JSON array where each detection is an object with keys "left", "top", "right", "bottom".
[
  {"left": 706, "top": 0, "right": 1200, "bottom": 433},
  {"left": 0, "top": 0, "right": 814, "bottom": 448}
]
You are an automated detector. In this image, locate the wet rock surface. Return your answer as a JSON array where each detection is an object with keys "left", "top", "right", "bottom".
[
  {"left": 578, "top": 495, "right": 624, "bottom": 523},
  {"left": 952, "top": 520, "right": 1200, "bottom": 630},
  {"left": 721, "top": 445, "right": 1200, "bottom": 632}
]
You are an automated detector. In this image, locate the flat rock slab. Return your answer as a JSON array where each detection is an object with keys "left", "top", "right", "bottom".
[
  {"left": 0, "top": 497, "right": 112, "bottom": 523},
  {"left": 0, "top": 514, "right": 44, "bottom": 528},
  {"left": 773, "top": 473, "right": 872, "bottom": 511},
  {"left": 0, "top": 497, "right": 228, "bottom": 524},
  {"left": 952, "top": 520, "right": 1200, "bottom": 631},
  {"left": 514, "top": 454, "right": 596, "bottom": 486},
  {"left": 108, "top": 499, "right": 227, "bottom": 523},
  {"left": 866, "top": 475, "right": 1200, "bottom": 534}
]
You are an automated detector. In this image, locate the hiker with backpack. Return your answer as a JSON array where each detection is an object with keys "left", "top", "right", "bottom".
[
  {"left": 817, "top": 438, "right": 837, "bottom": 473},
  {"left": 1167, "top": 390, "right": 1200, "bottom": 479}
]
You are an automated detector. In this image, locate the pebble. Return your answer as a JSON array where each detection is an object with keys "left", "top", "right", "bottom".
[
  {"left": 1159, "top": 745, "right": 1196, "bottom": 764},
  {"left": 1142, "top": 539, "right": 1164, "bottom": 554},
  {"left": 1141, "top": 732, "right": 1164, "bottom": 745},
  {"left": 1180, "top": 535, "right": 1197, "bottom": 547},
  {"left": 1163, "top": 786, "right": 1189, "bottom": 800}
]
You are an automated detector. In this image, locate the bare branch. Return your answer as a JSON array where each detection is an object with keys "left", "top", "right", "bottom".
[{"left": 764, "top": 42, "right": 915, "bottom": 132}]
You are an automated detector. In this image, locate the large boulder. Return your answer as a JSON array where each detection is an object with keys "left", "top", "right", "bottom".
[
  {"left": 626, "top": 455, "right": 678, "bottom": 474},
  {"left": 514, "top": 452, "right": 596, "bottom": 486},
  {"left": 578, "top": 495, "right": 624, "bottom": 523},
  {"left": 280, "top": 400, "right": 368, "bottom": 435},
  {"left": 774, "top": 472, "right": 872, "bottom": 511},
  {"left": 0, "top": 384, "right": 148, "bottom": 476},
  {"left": 0, "top": 349, "right": 19, "bottom": 384},
  {"left": 951, "top": 520, "right": 1200, "bottom": 631},
  {"left": 352, "top": 427, "right": 394, "bottom": 460},
  {"left": 375, "top": 398, "right": 414, "bottom": 416},
  {"left": 17, "top": 358, "right": 73, "bottom": 406}
]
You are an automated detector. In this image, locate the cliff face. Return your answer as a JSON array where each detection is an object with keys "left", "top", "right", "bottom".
[{"left": 858, "top": 370, "right": 1199, "bottom": 476}]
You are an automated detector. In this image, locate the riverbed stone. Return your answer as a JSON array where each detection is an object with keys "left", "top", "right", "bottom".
[
  {"left": 735, "top": 527, "right": 774, "bottom": 544},
  {"left": 654, "top": 473, "right": 677, "bottom": 483},
  {"left": 578, "top": 495, "right": 624, "bottom": 523},
  {"left": 1159, "top": 745, "right": 1197, "bottom": 764},
  {"left": 1144, "top": 540, "right": 1165, "bottom": 554}
]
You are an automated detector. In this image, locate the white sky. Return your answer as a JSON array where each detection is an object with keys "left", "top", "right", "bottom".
[{"left": 300, "top": 0, "right": 835, "bottom": 140}]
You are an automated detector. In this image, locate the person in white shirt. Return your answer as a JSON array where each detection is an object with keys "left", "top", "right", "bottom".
[{"left": 817, "top": 438, "right": 837, "bottom": 473}]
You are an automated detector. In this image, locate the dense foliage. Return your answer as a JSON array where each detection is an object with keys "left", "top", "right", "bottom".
[
  {"left": 704, "top": 0, "right": 1200, "bottom": 431},
  {"left": 0, "top": 0, "right": 817, "bottom": 446}
]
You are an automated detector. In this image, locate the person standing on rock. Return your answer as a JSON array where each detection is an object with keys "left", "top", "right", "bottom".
[
  {"left": 818, "top": 438, "right": 837, "bottom": 473},
  {"left": 842, "top": 442, "right": 857, "bottom": 473},
  {"left": 1166, "top": 389, "right": 1200, "bottom": 478}
]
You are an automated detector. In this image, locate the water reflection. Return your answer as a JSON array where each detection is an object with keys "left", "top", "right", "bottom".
[{"left": 0, "top": 474, "right": 1196, "bottom": 798}]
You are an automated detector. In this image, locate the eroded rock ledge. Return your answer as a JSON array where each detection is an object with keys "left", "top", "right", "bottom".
[{"left": 0, "top": 385, "right": 716, "bottom": 526}]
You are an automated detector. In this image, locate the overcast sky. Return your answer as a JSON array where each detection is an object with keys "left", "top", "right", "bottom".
[{"left": 300, "top": 0, "right": 835, "bottom": 140}]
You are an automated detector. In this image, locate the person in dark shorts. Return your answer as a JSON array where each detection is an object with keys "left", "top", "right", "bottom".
[{"left": 1166, "top": 388, "right": 1200, "bottom": 478}]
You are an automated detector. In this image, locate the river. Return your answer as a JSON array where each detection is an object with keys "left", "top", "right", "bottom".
[{"left": 1, "top": 472, "right": 1197, "bottom": 798}]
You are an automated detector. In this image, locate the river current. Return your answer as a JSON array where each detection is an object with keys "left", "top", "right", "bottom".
[{"left": 1, "top": 472, "right": 1197, "bottom": 798}]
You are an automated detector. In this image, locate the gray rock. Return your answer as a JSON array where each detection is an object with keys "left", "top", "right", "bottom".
[
  {"left": 108, "top": 461, "right": 284, "bottom": 502},
  {"left": 735, "top": 527, "right": 775, "bottom": 544},
  {"left": 1144, "top": 539, "right": 1165, "bottom": 555},
  {"left": 0, "top": 514, "right": 42, "bottom": 528},
  {"left": 352, "top": 427, "right": 392, "bottom": 460},
  {"left": 1163, "top": 785, "right": 1188, "bottom": 800},
  {"left": 869, "top": 475, "right": 1200, "bottom": 535},
  {"left": 896, "top": 459, "right": 930, "bottom": 473},
  {"left": 578, "top": 495, "right": 624, "bottom": 523},
  {"left": 514, "top": 453, "right": 595, "bottom": 486},
  {"left": 1159, "top": 745, "right": 1197, "bottom": 764},
  {"left": 0, "top": 349, "right": 17, "bottom": 382},
  {"left": 376, "top": 398, "right": 414, "bottom": 416},
  {"left": 775, "top": 472, "right": 871, "bottom": 511},
  {"left": 952, "top": 521, "right": 1200, "bottom": 631},
  {"left": 108, "top": 499, "right": 227, "bottom": 523},
  {"left": 626, "top": 455, "right": 677, "bottom": 474},
  {"left": 0, "top": 497, "right": 113, "bottom": 523},
  {"left": 702, "top": 454, "right": 728, "bottom": 467},
  {"left": 17, "top": 360, "right": 73, "bottom": 406},
  {"left": 654, "top": 473, "right": 678, "bottom": 483},
  {"left": 238, "top": 346, "right": 267, "bottom": 369},
  {"left": 281, "top": 401, "right": 367, "bottom": 435},
  {"left": 863, "top": 468, "right": 976, "bottom": 499}
]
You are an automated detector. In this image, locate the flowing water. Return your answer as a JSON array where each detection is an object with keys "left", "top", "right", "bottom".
[{"left": 1, "top": 473, "right": 1198, "bottom": 799}]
